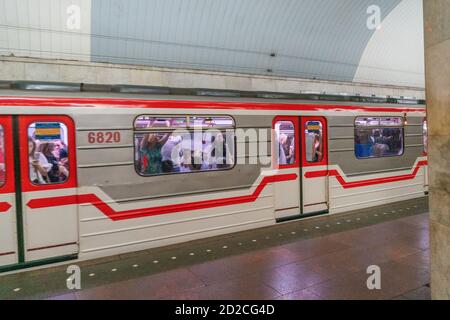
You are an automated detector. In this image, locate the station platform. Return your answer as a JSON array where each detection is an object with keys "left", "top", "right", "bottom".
[{"left": 0, "top": 197, "right": 429, "bottom": 300}]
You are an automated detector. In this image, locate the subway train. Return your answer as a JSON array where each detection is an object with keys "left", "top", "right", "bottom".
[{"left": 0, "top": 82, "right": 427, "bottom": 272}]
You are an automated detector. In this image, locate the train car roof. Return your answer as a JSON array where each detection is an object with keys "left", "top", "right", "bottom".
[{"left": 0, "top": 81, "right": 425, "bottom": 109}]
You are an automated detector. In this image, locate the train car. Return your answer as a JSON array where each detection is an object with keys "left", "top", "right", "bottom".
[{"left": 0, "top": 82, "right": 428, "bottom": 272}]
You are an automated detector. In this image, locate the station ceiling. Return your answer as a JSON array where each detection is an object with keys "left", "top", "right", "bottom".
[{"left": 0, "top": 0, "right": 424, "bottom": 88}]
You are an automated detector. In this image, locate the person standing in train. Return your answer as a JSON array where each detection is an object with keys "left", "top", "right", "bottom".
[
  {"left": 28, "top": 137, "right": 51, "bottom": 184},
  {"left": 311, "top": 133, "right": 323, "bottom": 162},
  {"left": 278, "top": 134, "right": 288, "bottom": 165},
  {"left": 161, "top": 134, "right": 183, "bottom": 172},
  {"left": 285, "top": 135, "right": 295, "bottom": 164},
  {"left": 139, "top": 120, "right": 172, "bottom": 175},
  {"left": 140, "top": 133, "right": 170, "bottom": 174},
  {"left": 210, "top": 132, "right": 233, "bottom": 168}
]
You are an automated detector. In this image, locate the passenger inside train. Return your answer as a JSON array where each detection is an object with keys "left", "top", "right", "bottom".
[
  {"left": 134, "top": 116, "right": 234, "bottom": 175},
  {"left": 305, "top": 120, "right": 324, "bottom": 163},
  {"left": 354, "top": 116, "right": 404, "bottom": 159},
  {"left": 275, "top": 121, "right": 296, "bottom": 165},
  {"left": 311, "top": 133, "right": 323, "bottom": 162},
  {"left": 27, "top": 122, "right": 69, "bottom": 184}
]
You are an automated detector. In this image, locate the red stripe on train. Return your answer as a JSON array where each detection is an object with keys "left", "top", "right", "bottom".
[
  {"left": 0, "top": 202, "right": 11, "bottom": 212},
  {"left": 0, "top": 97, "right": 425, "bottom": 113},
  {"left": 26, "top": 173, "right": 297, "bottom": 221},
  {"left": 305, "top": 160, "right": 428, "bottom": 189}
]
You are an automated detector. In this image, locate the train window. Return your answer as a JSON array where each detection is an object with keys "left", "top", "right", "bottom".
[
  {"left": 423, "top": 118, "right": 428, "bottom": 154},
  {"left": 355, "top": 117, "right": 379, "bottom": 126},
  {"left": 28, "top": 122, "right": 69, "bottom": 185},
  {"left": 134, "top": 116, "right": 235, "bottom": 175},
  {"left": 305, "top": 121, "right": 324, "bottom": 163},
  {"left": 274, "top": 121, "right": 296, "bottom": 165},
  {"left": 190, "top": 116, "right": 234, "bottom": 128},
  {"left": 0, "top": 125, "right": 5, "bottom": 187},
  {"left": 134, "top": 116, "right": 234, "bottom": 130},
  {"left": 134, "top": 116, "right": 187, "bottom": 129},
  {"left": 380, "top": 117, "right": 403, "bottom": 126},
  {"left": 354, "top": 116, "right": 404, "bottom": 159}
]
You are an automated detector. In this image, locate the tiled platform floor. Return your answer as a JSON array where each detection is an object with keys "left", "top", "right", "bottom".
[{"left": 0, "top": 197, "right": 430, "bottom": 300}]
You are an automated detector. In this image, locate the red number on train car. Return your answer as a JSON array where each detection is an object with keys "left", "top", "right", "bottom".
[{"left": 87, "top": 131, "right": 121, "bottom": 144}]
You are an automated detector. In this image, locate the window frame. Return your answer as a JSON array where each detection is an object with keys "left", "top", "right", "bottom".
[
  {"left": 302, "top": 120, "right": 324, "bottom": 164},
  {"left": 301, "top": 116, "right": 328, "bottom": 167},
  {"left": 19, "top": 115, "right": 77, "bottom": 192},
  {"left": 0, "top": 118, "right": 15, "bottom": 194},
  {"left": 272, "top": 116, "right": 299, "bottom": 169},
  {"left": 354, "top": 115, "right": 405, "bottom": 160},
  {"left": 133, "top": 114, "right": 237, "bottom": 177},
  {"left": 0, "top": 124, "right": 5, "bottom": 188},
  {"left": 27, "top": 121, "right": 70, "bottom": 186}
]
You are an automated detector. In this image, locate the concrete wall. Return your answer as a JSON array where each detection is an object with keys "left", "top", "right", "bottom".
[
  {"left": 0, "top": 0, "right": 424, "bottom": 87},
  {"left": 0, "top": 0, "right": 92, "bottom": 61},
  {"left": 423, "top": 0, "right": 450, "bottom": 300},
  {"left": 0, "top": 56, "right": 425, "bottom": 99}
]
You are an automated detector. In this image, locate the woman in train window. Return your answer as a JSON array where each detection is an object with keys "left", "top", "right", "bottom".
[
  {"left": 139, "top": 132, "right": 171, "bottom": 174},
  {"left": 39, "top": 142, "right": 64, "bottom": 183},
  {"left": 28, "top": 137, "right": 51, "bottom": 184}
]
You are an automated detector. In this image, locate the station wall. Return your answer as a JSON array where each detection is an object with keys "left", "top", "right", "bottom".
[{"left": 0, "top": 0, "right": 424, "bottom": 89}]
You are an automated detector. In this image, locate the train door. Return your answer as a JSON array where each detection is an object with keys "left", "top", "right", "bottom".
[
  {"left": 301, "top": 117, "right": 329, "bottom": 215},
  {"left": 273, "top": 117, "right": 301, "bottom": 220},
  {"left": 0, "top": 116, "right": 18, "bottom": 267},
  {"left": 0, "top": 115, "right": 78, "bottom": 271}
]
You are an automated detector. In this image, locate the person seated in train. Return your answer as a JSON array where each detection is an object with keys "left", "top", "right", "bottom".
[
  {"left": 139, "top": 132, "right": 170, "bottom": 174},
  {"left": 54, "top": 140, "right": 69, "bottom": 179},
  {"left": 372, "top": 130, "right": 390, "bottom": 156},
  {"left": 56, "top": 140, "right": 69, "bottom": 165},
  {"left": 28, "top": 137, "right": 51, "bottom": 184},
  {"left": 161, "top": 159, "right": 174, "bottom": 173},
  {"left": 354, "top": 129, "right": 373, "bottom": 157},
  {"left": 311, "top": 134, "right": 323, "bottom": 162},
  {"left": 38, "top": 142, "right": 63, "bottom": 183},
  {"left": 382, "top": 128, "right": 397, "bottom": 153}
]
